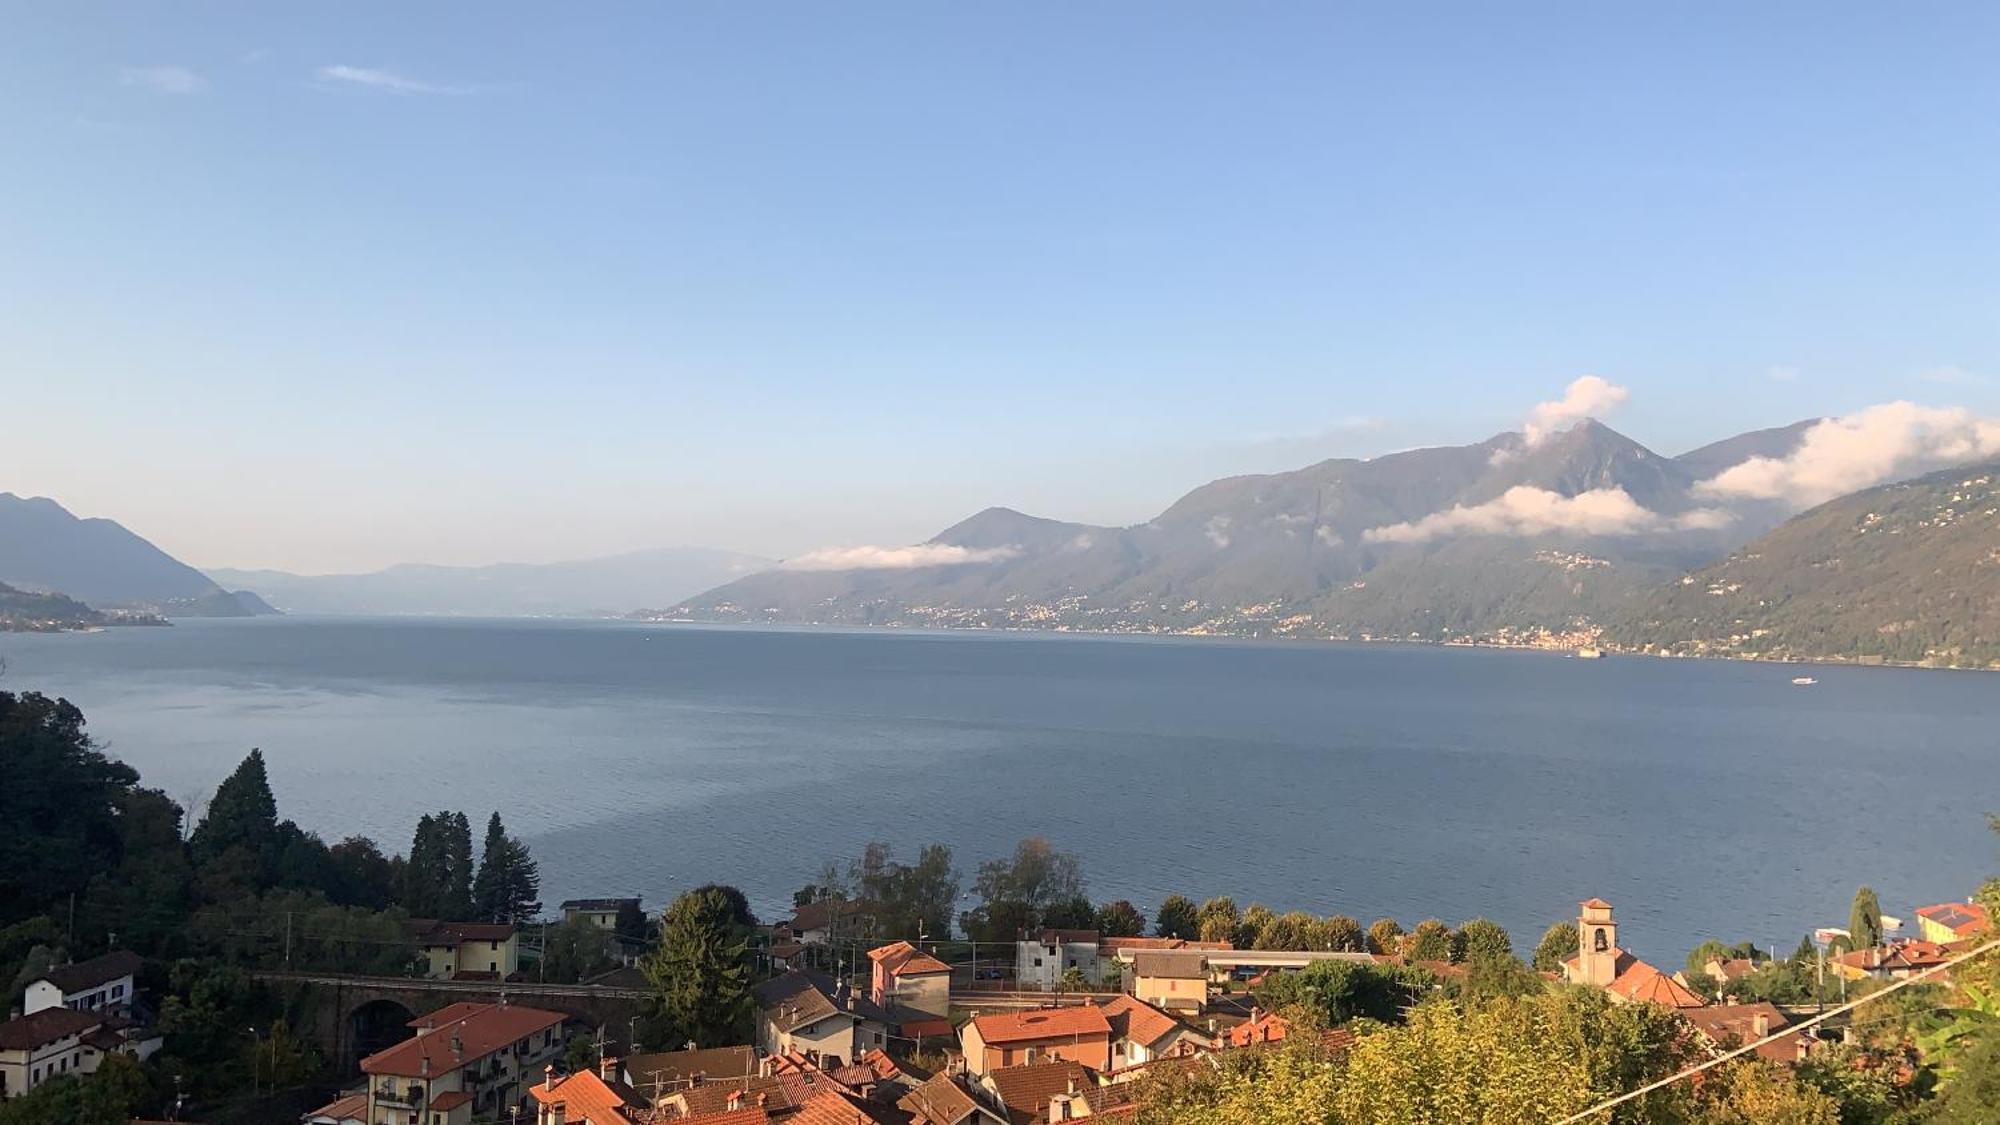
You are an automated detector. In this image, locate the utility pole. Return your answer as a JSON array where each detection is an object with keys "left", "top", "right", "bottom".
[{"left": 284, "top": 911, "right": 293, "bottom": 967}]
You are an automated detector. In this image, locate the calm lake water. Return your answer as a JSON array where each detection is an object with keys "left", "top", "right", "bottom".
[{"left": 3, "top": 618, "right": 1995, "bottom": 962}]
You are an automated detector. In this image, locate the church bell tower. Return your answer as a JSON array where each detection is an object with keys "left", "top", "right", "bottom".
[{"left": 1576, "top": 898, "right": 1619, "bottom": 986}]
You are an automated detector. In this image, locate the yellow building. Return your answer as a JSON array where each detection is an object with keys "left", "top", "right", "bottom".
[{"left": 415, "top": 922, "right": 520, "bottom": 980}]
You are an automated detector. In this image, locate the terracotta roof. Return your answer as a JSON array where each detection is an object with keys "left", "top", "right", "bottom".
[
  {"left": 678, "top": 1110, "right": 773, "bottom": 1125},
  {"left": 1680, "top": 1003, "right": 1808, "bottom": 1064},
  {"left": 417, "top": 921, "right": 517, "bottom": 945},
  {"left": 1096, "top": 994, "right": 1186, "bottom": 1050},
  {"left": 868, "top": 940, "right": 951, "bottom": 976},
  {"left": 969, "top": 1005, "right": 1111, "bottom": 1046},
  {"left": 1708, "top": 957, "right": 1759, "bottom": 982},
  {"left": 899, "top": 1072, "right": 985, "bottom": 1125},
  {"left": 1129, "top": 951, "right": 1208, "bottom": 980},
  {"left": 787, "top": 1088, "right": 902, "bottom": 1125},
  {"left": 625, "top": 1044, "right": 759, "bottom": 1088},
  {"left": 35, "top": 950, "right": 143, "bottom": 995},
  {"left": 429, "top": 1091, "right": 473, "bottom": 1110},
  {"left": 1226, "top": 1009, "right": 1289, "bottom": 1048},
  {"left": 859, "top": 1047, "right": 927, "bottom": 1085},
  {"left": 306, "top": 1093, "right": 369, "bottom": 1122},
  {"left": 753, "top": 969, "right": 892, "bottom": 1033},
  {"left": 787, "top": 900, "right": 876, "bottom": 934},
  {"left": 1580, "top": 898, "right": 1613, "bottom": 910},
  {"left": 1916, "top": 902, "right": 1991, "bottom": 937},
  {"left": 985, "top": 1060, "right": 1095, "bottom": 1122},
  {"left": 0, "top": 1007, "right": 100, "bottom": 1050},
  {"left": 1606, "top": 958, "right": 1706, "bottom": 1008},
  {"left": 360, "top": 1002, "right": 566, "bottom": 1078},
  {"left": 532, "top": 1068, "right": 640, "bottom": 1125},
  {"left": 1834, "top": 939, "right": 1957, "bottom": 973},
  {"left": 1031, "top": 929, "right": 1100, "bottom": 945},
  {"left": 670, "top": 1070, "right": 839, "bottom": 1116},
  {"left": 412, "top": 1002, "right": 496, "bottom": 1028},
  {"left": 897, "top": 1016, "right": 956, "bottom": 1040}
]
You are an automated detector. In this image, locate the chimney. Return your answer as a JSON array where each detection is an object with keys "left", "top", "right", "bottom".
[
  {"left": 1753, "top": 1013, "right": 1771, "bottom": 1037},
  {"left": 727, "top": 1090, "right": 743, "bottom": 1112},
  {"left": 600, "top": 1054, "right": 618, "bottom": 1082},
  {"left": 1249, "top": 1006, "right": 1262, "bottom": 1023},
  {"left": 451, "top": 1033, "right": 463, "bottom": 1057},
  {"left": 544, "top": 1064, "right": 556, "bottom": 1091},
  {"left": 421, "top": 1056, "right": 430, "bottom": 1077}
]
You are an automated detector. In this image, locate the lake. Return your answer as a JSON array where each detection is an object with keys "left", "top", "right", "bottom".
[{"left": 2, "top": 617, "right": 1994, "bottom": 962}]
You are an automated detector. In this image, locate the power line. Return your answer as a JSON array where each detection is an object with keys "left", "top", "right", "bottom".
[{"left": 1555, "top": 937, "right": 2000, "bottom": 1124}]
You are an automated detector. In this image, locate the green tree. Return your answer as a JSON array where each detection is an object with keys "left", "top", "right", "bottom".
[
  {"left": 1457, "top": 918, "right": 1512, "bottom": 963},
  {"left": 1366, "top": 917, "right": 1404, "bottom": 956},
  {"left": 1322, "top": 916, "right": 1364, "bottom": 953},
  {"left": 1097, "top": 900, "right": 1147, "bottom": 938},
  {"left": 402, "top": 812, "right": 475, "bottom": 920},
  {"left": 1532, "top": 921, "right": 1579, "bottom": 973},
  {"left": 848, "top": 842, "right": 959, "bottom": 939},
  {"left": 641, "top": 886, "right": 754, "bottom": 1049},
  {"left": 1259, "top": 958, "right": 1430, "bottom": 1025},
  {"left": 472, "top": 812, "right": 541, "bottom": 923},
  {"left": 188, "top": 749, "right": 280, "bottom": 889},
  {"left": 960, "top": 838, "right": 1083, "bottom": 941},
  {"left": 1254, "top": 911, "right": 1319, "bottom": 951},
  {"left": 1850, "top": 886, "right": 1884, "bottom": 951},
  {"left": 1155, "top": 895, "right": 1199, "bottom": 940},
  {"left": 0, "top": 691, "right": 139, "bottom": 926},
  {"left": 1404, "top": 919, "right": 1453, "bottom": 962},
  {"left": 1040, "top": 894, "right": 1097, "bottom": 932},
  {"left": 75, "top": 787, "right": 192, "bottom": 956},
  {"left": 325, "top": 836, "right": 396, "bottom": 910},
  {"left": 1196, "top": 897, "right": 1240, "bottom": 945},
  {"left": 616, "top": 898, "right": 650, "bottom": 942},
  {"left": 0, "top": 1051, "right": 154, "bottom": 1125},
  {"left": 1239, "top": 904, "right": 1277, "bottom": 948},
  {"left": 540, "top": 916, "right": 617, "bottom": 983}
]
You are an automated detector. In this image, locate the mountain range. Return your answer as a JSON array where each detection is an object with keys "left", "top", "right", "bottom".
[
  {"left": 209, "top": 547, "right": 773, "bottom": 618},
  {"left": 0, "top": 493, "right": 274, "bottom": 618},
  {"left": 658, "top": 419, "right": 1824, "bottom": 642},
  {"left": 1613, "top": 461, "right": 2000, "bottom": 668}
]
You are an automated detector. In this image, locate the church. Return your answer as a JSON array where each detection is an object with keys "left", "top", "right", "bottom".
[{"left": 1561, "top": 898, "right": 1707, "bottom": 1008}]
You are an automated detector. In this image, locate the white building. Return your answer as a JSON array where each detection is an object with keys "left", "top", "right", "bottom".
[
  {"left": 0, "top": 1009, "right": 105, "bottom": 1100},
  {"left": 22, "top": 951, "right": 142, "bottom": 1016},
  {"left": 1014, "top": 929, "right": 1101, "bottom": 990}
]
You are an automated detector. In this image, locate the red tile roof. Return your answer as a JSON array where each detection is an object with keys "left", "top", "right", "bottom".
[
  {"left": 1916, "top": 902, "right": 1991, "bottom": 937},
  {"left": 985, "top": 1060, "right": 1095, "bottom": 1121},
  {"left": 34, "top": 950, "right": 143, "bottom": 995},
  {"left": 1565, "top": 953, "right": 1707, "bottom": 1008},
  {"left": 1580, "top": 898, "right": 1613, "bottom": 910},
  {"left": 0, "top": 1007, "right": 100, "bottom": 1050},
  {"left": 868, "top": 940, "right": 952, "bottom": 976},
  {"left": 1681, "top": 1003, "right": 1808, "bottom": 1064},
  {"left": 307, "top": 1093, "right": 369, "bottom": 1123},
  {"left": 1096, "top": 994, "right": 1187, "bottom": 1050},
  {"left": 970, "top": 1006, "right": 1111, "bottom": 1046},
  {"left": 898, "top": 1072, "right": 984, "bottom": 1125},
  {"left": 429, "top": 1091, "right": 473, "bottom": 1110},
  {"left": 532, "top": 1068, "right": 639, "bottom": 1125},
  {"left": 1099, "top": 937, "right": 1232, "bottom": 953},
  {"left": 787, "top": 1088, "right": 902, "bottom": 1125},
  {"left": 678, "top": 1109, "right": 773, "bottom": 1125},
  {"left": 416, "top": 920, "right": 517, "bottom": 944},
  {"left": 360, "top": 1002, "right": 566, "bottom": 1078}
]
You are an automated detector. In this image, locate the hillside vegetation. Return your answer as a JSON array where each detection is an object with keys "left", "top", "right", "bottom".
[{"left": 1613, "top": 462, "right": 2000, "bottom": 668}]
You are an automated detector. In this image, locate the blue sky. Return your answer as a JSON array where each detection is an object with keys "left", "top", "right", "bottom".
[{"left": 3, "top": 2, "right": 1994, "bottom": 571}]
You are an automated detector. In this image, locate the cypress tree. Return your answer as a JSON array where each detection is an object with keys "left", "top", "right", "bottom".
[
  {"left": 641, "top": 887, "right": 753, "bottom": 1049},
  {"left": 442, "top": 812, "right": 475, "bottom": 921},
  {"left": 473, "top": 812, "right": 541, "bottom": 923},
  {"left": 188, "top": 749, "right": 282, "bottom": 893},
  {"left": 1850, "top": 886, "right": 1884, "bottom": 951}
]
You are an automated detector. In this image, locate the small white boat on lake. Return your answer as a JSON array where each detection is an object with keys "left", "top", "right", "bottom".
[{"left": 1792, "top": 676, "right": 1818, "bottom": 685}]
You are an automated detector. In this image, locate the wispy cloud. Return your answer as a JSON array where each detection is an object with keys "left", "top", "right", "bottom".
[
  {"left": 316, "top": 65, "right": 476, "bottom": 95},
  {"left": 1522, "top": 375, "right": 1629, "bottom": 447},
  {"left": 781, "top": 543, "right": 1020, "bottom": 571},
  {"left": 120, "top": 66, "right": 204, "bottom": 94},
  {"left": 1695, "top": 401, "right": 2000, "bottom": 508},
  {"left": 1767, "top": 365, "right": 1801, "bottom": 382},
  {"left": 1362, "top": 486, "right": 1730, "bottom": 545}
]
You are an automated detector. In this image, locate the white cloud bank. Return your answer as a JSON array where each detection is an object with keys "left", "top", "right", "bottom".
[
  {"left": 316, "top": 65, "right": 473, "bottom": 95},
  {"left": 781, "top": 543, "right": 1021, "bottom": 571},
  {"left": 1695, "top": 401, "right": 2000, "bottom": 508},
  {"left": 1363, "top": 487, "right": 1731, "bottom": 545},
  {"left": 1523, "top": 375, "right": 1629, "bottom": 447},
  {"left": 120, "top": 66, "right": 203, "bottom": 94}
]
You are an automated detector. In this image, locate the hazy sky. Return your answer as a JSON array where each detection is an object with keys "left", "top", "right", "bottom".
[{"left": 3, "top": 3, "right": 1995, "bottom": 572}]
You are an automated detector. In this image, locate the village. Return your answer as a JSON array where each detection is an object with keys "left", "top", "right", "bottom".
[{"left": 9, "top": 884, "right": 1983, "bottom": 1125}]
